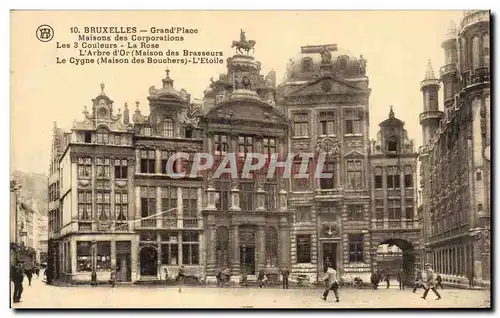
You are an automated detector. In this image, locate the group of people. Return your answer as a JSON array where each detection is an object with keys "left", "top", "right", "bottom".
[{"left": 10, "top": 262, "right": 44, "bottom": 303}]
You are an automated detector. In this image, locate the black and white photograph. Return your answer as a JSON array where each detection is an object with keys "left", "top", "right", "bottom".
[{"left": 8, "top": 9, "right": 491, "bottom": 309}]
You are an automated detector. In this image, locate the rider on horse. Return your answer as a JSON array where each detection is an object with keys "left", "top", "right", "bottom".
[{"left": 240, "top": 29, "right": 248, "bottom": 46}]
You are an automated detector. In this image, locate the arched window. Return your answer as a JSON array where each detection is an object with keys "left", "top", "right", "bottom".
[
  {"left": 215, "top": 226, "right": 229, "bottom": 270},
  {"left": 265, "top": 226, "right": 278, "bottom": 267},
  {"left": 472, "top": 35, "right": 480, "bottom": 69},
  {"left": 96, "top": 128, "right": 109, "bottom": 144},
  {"left": 142, "top": 126, "right": 152, "bottom": 136},
  {"left": 337, "top": 57, "right": 347, "bottom": 72},
  {"left": 386, "top": 136, "right": 398, "bottom": 152},
  {"left": 162, "top": 118, "right": 174, "bottom": 137},
  {"left": 482, "top": 33, "right": 490, "bottom": 66},
  {"left": 301, "top": 58, "right": 312, "bottom": 72}
]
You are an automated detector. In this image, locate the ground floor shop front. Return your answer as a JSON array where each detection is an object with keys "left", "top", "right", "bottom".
[{"left": 49, "top": 229, "right": 205, "bottom": 283}]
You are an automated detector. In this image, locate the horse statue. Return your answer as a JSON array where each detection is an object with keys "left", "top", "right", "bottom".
[{"left": 231, "top": 40, "right": 256, "bottom": 55}]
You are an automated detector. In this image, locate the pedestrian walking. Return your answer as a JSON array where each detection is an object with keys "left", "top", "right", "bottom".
[
  {"left": 12, "top": 263, "right": 24, "bottom": 303},
  {"left": 397, "top": 268, "right": 404, "bottom": 290},
  {"left": 320, "top": 263, "right": 340, "bottom": 303},
  {"left": 370, "top": 270, "right": 379, "bottom": 290},
  {"left": 109, "top": 269, "right": 116, "bottom": 287},
  {"left": 176, "top": 265, "right": 185, "bottom": 293},
  {"left": 25, "top": 268, "right": 33, "bottom": 287},
  {"left": 436, "top": 274, "right": 444, "bottom": 289},
  {"left": 421, "top": 263, "right": 442, "bottom": 300},
  {"left": 281, "top": 266, "right": 290, "bottom": 289},
  {"left": 35, "top": 266, "right": 40, "bottom": 279},
  {"left": 385, "top": 274, "right": 391, "bottom": 289},
  {"left": 257, "top": 269, "right": 268, "bottom": 288},
  {"left": 468, "top": 270, "right": 474, "bottom": 288}
]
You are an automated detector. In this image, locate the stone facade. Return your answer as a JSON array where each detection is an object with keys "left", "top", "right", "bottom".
[{"left": 419, "top": 10, "right": 490, "bottom": 287}]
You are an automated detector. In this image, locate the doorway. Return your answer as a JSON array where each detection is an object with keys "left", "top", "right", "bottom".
[
  {"left": 116, "top": 253, "right": 131, "bottom": 282},
  {"left": 140, "top": 246, "right": 158, "bottom": 276},
  {"left": 322, "top": 242, "right": 338, "bottom": 270},
  {"left": 240, "top": 245, "right": 255, "bottom": 275}
]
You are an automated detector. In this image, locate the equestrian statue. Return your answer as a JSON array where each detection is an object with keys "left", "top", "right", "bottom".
[{"left": 231, "top": 29, "right": 256, "bottom": 55}]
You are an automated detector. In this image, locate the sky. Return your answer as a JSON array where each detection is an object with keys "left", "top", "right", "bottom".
[{"left": 10, "top": 10, "right": 464, "bottom": 175}]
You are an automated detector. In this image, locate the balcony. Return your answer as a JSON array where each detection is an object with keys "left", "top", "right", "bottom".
[
  {"left": 461, "top": 10, "right": 490, "bottom": 31},
  {"left": 135, "top": 217, "right": 203, "bottom": 230},
  {"left": 419, "top": 110, "right": 443, "bottom": 124},
  {"left": 440, "top": 64, "right": 457, "bottom": 77},
  {"left": 471, "top": 66, "right": 490, "bottom": 85},
  {"left": 313, "top": 188, "right": 344, "bottom": 201}
]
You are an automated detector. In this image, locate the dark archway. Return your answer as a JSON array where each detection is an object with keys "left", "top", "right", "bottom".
[
  {"left": 140, "top": 246, "right": 158, "bottom": 276},
  {"left": 377, "top": 239, "right": 415, "bottom": 282}
]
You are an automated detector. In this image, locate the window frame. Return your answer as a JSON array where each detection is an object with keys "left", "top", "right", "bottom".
[
  {"left": 348, "top": 234, "right": 364, "bottom": 263},
  {"left": 296, "top": 235, "right": 312, "bottom": 263},
  {"left": 292, "top": 112, "right": 309, "bottom": 137}
]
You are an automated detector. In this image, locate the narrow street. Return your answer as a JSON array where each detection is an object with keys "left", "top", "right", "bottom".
[{"left": 11, "top": 277, "right": 491, "bottom": 309}]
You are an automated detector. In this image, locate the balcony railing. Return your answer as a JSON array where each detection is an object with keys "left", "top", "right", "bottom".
[
  {"left": 440, "top": 64, "right": 457, "bottom": 77},
  {"left": 78, "top": 222, "right": 92, "bottom": 232},
  {"left": 314, "top": 188, "right": 344, "bottom": 199},
  {"left": 136, "top": 217, "right": 203, "bottom": 230},
  {"left": 419, "top": 110, "right": 443, "bottom": 123}
]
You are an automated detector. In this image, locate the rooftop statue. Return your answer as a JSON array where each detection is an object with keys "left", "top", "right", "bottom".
[{"left": 231, "top": 29, "right": 256, "bottom": 55}]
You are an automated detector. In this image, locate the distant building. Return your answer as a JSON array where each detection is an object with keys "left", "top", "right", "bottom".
[{"left": 419, "top": 10, "right": 490, "bottom": 287}]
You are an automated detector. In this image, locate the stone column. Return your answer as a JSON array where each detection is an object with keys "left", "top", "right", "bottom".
[
  {"left": 135, "top": 186, "right": 141, "bottom": 219},
  {"left": 229, "top": 183, "right": 241, "bottom": 212},
  {"left": 177, "top": 188, "right": 183, "bottom": 229},
  {"left": 230, "top": 225, "right": 240, "bottom": 276},
  {"left": 155, "top": 148, "right": 161, "bottom": 174},
  {"left": 279, "top": 218, "right": 291, "bottom": 268},
  {"left": 156, "top": 187, "right": 162, "bottom": 228},
  {"left": 135, "top": 149, "right": 141, "bottom": 172},
  {"left": 206, "top": 225, "right": 217, "bottom": 276},
  {"left": 111, "top": 239, "right": 116, "bottom": 269},
  {"left": 257, "top": 225, "right": 266, "bottom": 270}
]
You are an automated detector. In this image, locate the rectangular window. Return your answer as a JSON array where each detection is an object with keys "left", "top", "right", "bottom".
[
  {"left": 386, "top": 166, "right": 400, "bottom": 189},
  {"left": 76, "top": 241, "right": 92, "bottom": 272},
  {"left": 404, "top": 166, "right": 413, "bottom": 188},
  {"left": 140, "top": 149, "right": 156, "bottom": 174},
  {"left": 346, "top": 160, "right": 363, "bottom": 189},
  {"left": 84, "top": 132, "right": 92, "bottom": 143},
  {"left": 348, "top": 234, "right": 364, "bottom": 262},
  {"left": 238, "top": 136, "right": 254, "bottom": 160},
  {"left": 115, "top": 191, "right": 128, "bottom": 221},
  {"left": 345, "top": 110, "right": 361, "bottom": 135},
  {"left": 114, "top": 159, "right": 128, "bottom": 179},
  {"left": 162, "top": 118, "right": 174, "bottom": 137},
  {"left": 320, "top": 162, "right": 335, "bottom": 189},
  {"left": 77, "top": 191, "right": 92, "bottom": 221},
  {"left": 348, "top": 205, "right": 364, "bottom": 221},
  {"left": 293, "top": 160, "right": 310, "bottom": 191},
  {"left": 264, "top": 183, "right": 277, "bottom": 211},
  {"left": 296, "top": 235, "right": 311, "bottom": 263},
  {"left": 114, "top": 134, "right": 121, "bottom": 145},
  {"left": 182, "top": 232, "right": 199, "bottom": 265},
  {"left": 293, "top": 112, "right": 309, "bottom": 137},
  {"left": 77, "top": 157, "right": 92, "bottom": 179},
  {"left": 96, "top": 158, "right": 111, "bottom": 178},
  {"left": 140, "top": 186, "right": 157, "bottom": 218},
  {"left": 161, "top": 186, "right": 178, "bottom": 217},
  {"left": 263, "top": 137, "right": 277, "bottom": 159},
  {"left": 182, "top": 188, "right": 198, "bottom": 218},
  {"left": 161, "top": 150, "right": 177, "bottom": 174},
  {"left": 319, "top": 111, "right": 336, "bottom": 136},
  {"left": 375, "top": 167, "right": 383, "bottom": 189},
  {"left": 295, "top": 206, "right": 311, "bottom": 222},
  {"left": 214, "top": 134, "right": 229, "bottom": 160},
  {"left": 388, "top": 199, "right": 401, "bottom": 219},
  {"left": 215, "top": 178, "right": 231, "bottom": 211},
  {"left": 96, "top": 241, "right": 111, "bottom": 271},
  {"left": 161, "top": 242, "right": 179, "bottom": 265},
  {"left": 239, "top": 181, "right": 255, "bottom": 211},
  {"left": 96, "top": 191, "right": 111, "bottom": 220}
]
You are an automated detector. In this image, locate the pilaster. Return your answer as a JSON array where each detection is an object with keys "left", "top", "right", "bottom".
[
  {"left": 230, "top": 225, "right": 240, "bottom": 276},
  {"left": 257, "top": 225, "right": 266, "bottom": 270}
]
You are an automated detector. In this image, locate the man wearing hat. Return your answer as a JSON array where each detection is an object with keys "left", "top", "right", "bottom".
[{"left": 421, "top": 263, "right": 442, "bottom": 300}]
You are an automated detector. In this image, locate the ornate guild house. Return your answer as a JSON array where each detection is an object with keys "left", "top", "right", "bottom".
[{"left": 47, "top": 31, "right": 421, "bottom": 284}]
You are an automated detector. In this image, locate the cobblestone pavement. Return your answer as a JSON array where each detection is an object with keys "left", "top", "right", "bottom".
[{"left": 11, "top": 278, "right": 491, "bottom": 309}]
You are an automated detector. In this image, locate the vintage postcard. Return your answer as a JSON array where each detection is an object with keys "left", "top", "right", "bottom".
[{"left": 10, "top": 10, "right": 491, "bottom": 309}]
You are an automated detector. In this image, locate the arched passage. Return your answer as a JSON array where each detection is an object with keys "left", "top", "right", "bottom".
[
  {"left": 376, "top": 238, "right": 416, "bottom": 282},
  {"left": 139, "top": 246, "right": 158, "bottom": 276}
]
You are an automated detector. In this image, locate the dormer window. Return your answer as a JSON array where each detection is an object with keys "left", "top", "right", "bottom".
[
  {"left": 301, "top": 58, "right": 313, "bottom": 72},
  {"left": 162, "top": 118, "right": 174, "bottom": 137},
  {"left": 142, "top": 126, "right": 152, "bottom": 136},
  {"left": 185, "top": 127, "right": 193, "bottom": 139},
  {"left": 337, "top": 57, "right": 348, "bottom": 72},
  {"left": 387, "top": 136, "right": 398, "bottom": 152}
]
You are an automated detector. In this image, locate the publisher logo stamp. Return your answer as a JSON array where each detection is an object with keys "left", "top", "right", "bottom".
[{"left": 36, "top": 24, "right": 54, "bottom": 42}]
